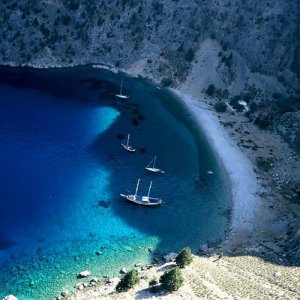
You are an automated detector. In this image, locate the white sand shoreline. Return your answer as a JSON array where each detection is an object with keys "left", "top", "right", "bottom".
[{"left": 172, "top": 90, "right": 262, "bottom": 244}]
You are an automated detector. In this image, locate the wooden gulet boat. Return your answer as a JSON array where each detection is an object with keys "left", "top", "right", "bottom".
[{"left": 120, "top": 179, "right": 162, "bottom": 206}]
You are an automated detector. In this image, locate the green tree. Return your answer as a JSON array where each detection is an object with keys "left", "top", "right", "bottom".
[
  {"left": 185, "top": 48, "right": 195, "bottom": 62},
  {"left": 116, "top": 270, "right": 139, "bottom": 292},
  {"left": 175, "top": 247, "right": 193, "bottom": 268},
  {"left": 159, "top": 267, "right": 184, "bottom": 292},
  {"left": 206, "top": 84, "right": 215, "bottom": 96},
  {"left": 214, "top": 101, "right": 227, "bottom": 113}
]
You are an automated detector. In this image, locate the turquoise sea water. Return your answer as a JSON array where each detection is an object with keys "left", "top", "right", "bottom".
[{"left": 0, "top": 66, "right": 230, "bottom": 299}]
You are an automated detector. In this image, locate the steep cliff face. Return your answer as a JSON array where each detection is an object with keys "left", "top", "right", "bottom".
[{"left": 0, "top": 0, "right": 299, "bottom": 85}]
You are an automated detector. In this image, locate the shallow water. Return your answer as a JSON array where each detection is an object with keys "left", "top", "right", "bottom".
[{"left": 0, "top": 66, "right": 230, "bottom": 299}]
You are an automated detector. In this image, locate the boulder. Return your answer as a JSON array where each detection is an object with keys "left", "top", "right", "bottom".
[
  {"left": 74, "top": 283, "right": 84, "bottom": 290},
  {"left": 2, "top": 296, "right": 18, "bottom": 300},
  {"left": 90, "top": 277, "right": 99, "bottom": 283},
  {"left": 163, "top": 252, "right": 178, "bottom": 262},
  {"left": 79, "top": 270, "right": 90, "bottom": 277},
  {"left": 61, "top": 290, "right": 69, "bottom": 297},
  {"left": 274, "top": 271, "right": 282, "bottom": 278},
  {"left": 120, "top": 268, "right": 127, "bottom": 274},
  {"left": 199, "top": 244, "right": 208, "bottom": 252}
]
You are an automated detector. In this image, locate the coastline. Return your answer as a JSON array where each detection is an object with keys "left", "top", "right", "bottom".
[
  {"left": 64, "top": 86, "right": 299, "bottom": 300},
  {"left": 172, "top": 90, "right": 262, "bottom": 246},
  {"left": 1, "top": 64, "right": 299, "bottom": 300}
]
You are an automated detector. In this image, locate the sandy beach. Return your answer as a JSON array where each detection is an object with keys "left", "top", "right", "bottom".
[{"left": 173, "top": 91, "right": 262, "bottom": 244}]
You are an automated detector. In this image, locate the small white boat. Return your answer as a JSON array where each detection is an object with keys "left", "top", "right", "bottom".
[
  {"left": 121, "top": 134, "right": 136, "bottom": 152},
  {"left": 207, "top": 170, "right": 214, "bottom": 175},
  {"left": 115, "top": 79, "right": 129, "bottom": 99},
  {"left": 120, "top": 179, "right": 162, "bottom": 206},
  {"left": 145, "top": 156, "right": 164, "bottom": 174}
]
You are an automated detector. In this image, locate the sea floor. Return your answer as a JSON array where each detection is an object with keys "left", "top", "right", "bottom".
[{"left": 0, "top": 66, "right": 230, "bottom": 299}]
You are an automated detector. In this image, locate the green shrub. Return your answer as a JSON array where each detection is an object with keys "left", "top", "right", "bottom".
[
  {"left": 214, "top": 101, "right": 227, "bottom": 112},
  {"left": 256, "top": 156, "right": 274, "bottom": 172},
  {"left": 116, "top": 270, "right": 139, "bottom": 292},
  {"left": 149, "top": 279, "right": 158, "bottom": 286},
  {"left": 249, "top": 102, "right": 258, "bottom": 112},
  {"left": 206, "top": 84, "right": 215, "bottom": 96},
  {"left": 254, "top": 114, "right": 273, "bottom": 129},
  {"left": 185, "top": 48, "right": 195, "bottom": 62},
  {"left": 160, "top": 266, "right": 184, "bottom": 292},
  {"left": 175, "top": 247, "right": 193, "bottom": 268},
  {"left": 161, "top": 77, "right": 173, "bottom": 87}
]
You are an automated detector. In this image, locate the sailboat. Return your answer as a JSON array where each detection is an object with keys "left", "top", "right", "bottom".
[
  {"left": 145, "top": 156, "right": 164, "bottom": 173},
  {"left": 120, "top": 179, "right": 162, "bottom": 206},
  {"left": 121, "top": 134, "right": 136, "bottom": 152},
  {"left": 115, "top": 79, "right": 129, "bottom": 99}
]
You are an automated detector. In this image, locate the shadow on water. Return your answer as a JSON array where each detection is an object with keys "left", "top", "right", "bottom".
[{"left": 0, "top": 65, "right": 230, "bottom": 250}]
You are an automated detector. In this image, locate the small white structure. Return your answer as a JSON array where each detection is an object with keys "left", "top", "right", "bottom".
[{"left": 238, "top": 100, "right": 249, "bottom": 112}]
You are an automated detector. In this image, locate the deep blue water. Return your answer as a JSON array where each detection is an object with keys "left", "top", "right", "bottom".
[{"left": 0, "top": 66, "right": 230, "bottom": 299}]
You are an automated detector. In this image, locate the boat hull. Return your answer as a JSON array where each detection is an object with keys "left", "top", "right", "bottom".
[
  {"left": 145, "top": 167, "right": 163, "bottom": 173},
  {"left": 121, "top": 144, "right": 136, "bottom": 152},
  {"left": 115, "top": 94, "right": 129, "bottom": 99},
  {"left": 120, "top": 194, "right": 162, "bottom": 206}
]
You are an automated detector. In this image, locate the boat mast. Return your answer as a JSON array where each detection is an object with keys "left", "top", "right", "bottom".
[
  {"left": 135, "top": 178, "right": 140, "bottom": 196},
  {"left": 147, "top": 181, "right": 152, "bottom": 197},
  {"left": 127, "top": 134, "right": 130, "bottom": 146},
  {"left": 120, "top": 79, "right": 123, "bottom": 95},
  {"left": 153, "top": 156, "right": 156, "bottom": 168}
]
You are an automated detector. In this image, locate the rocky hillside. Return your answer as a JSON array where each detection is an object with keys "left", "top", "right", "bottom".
[{"left": 0, "top": 0, "right": 299, "bottom": 82}]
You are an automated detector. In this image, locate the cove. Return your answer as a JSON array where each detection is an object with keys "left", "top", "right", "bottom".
[{"left": 0, "top": 66, "right": 230, "bottom": 299}]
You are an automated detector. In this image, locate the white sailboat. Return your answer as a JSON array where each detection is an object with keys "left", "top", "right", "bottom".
[
  {"left": 120, "top": 179, "right": 162, "bottom": 206},
  {"left": 145, "top": 156, "right": 164, "bottom": 173},
  {"left": 121, "top": 134, "right": 136, "bottom": 152},
  {"left": 115, "top": 79, "right": 129, "bottom": 99}
]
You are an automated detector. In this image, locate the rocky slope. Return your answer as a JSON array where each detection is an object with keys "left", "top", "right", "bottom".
[{"left": 0, "top": 0, "right": 298, "bottom": 81}]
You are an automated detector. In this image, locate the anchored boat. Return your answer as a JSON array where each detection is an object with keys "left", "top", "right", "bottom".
[
  {"left": 145, "top": 156, "right": 164, "bottom": 173},
  {"left": 115, "top": 79, "right": 129, "bottom": 99},
  {"left": 120, "top": 179, "right": 162, "bottom": 206},
  {"left": 121, "top": 134, "right": 136, "bottom": 152}
]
